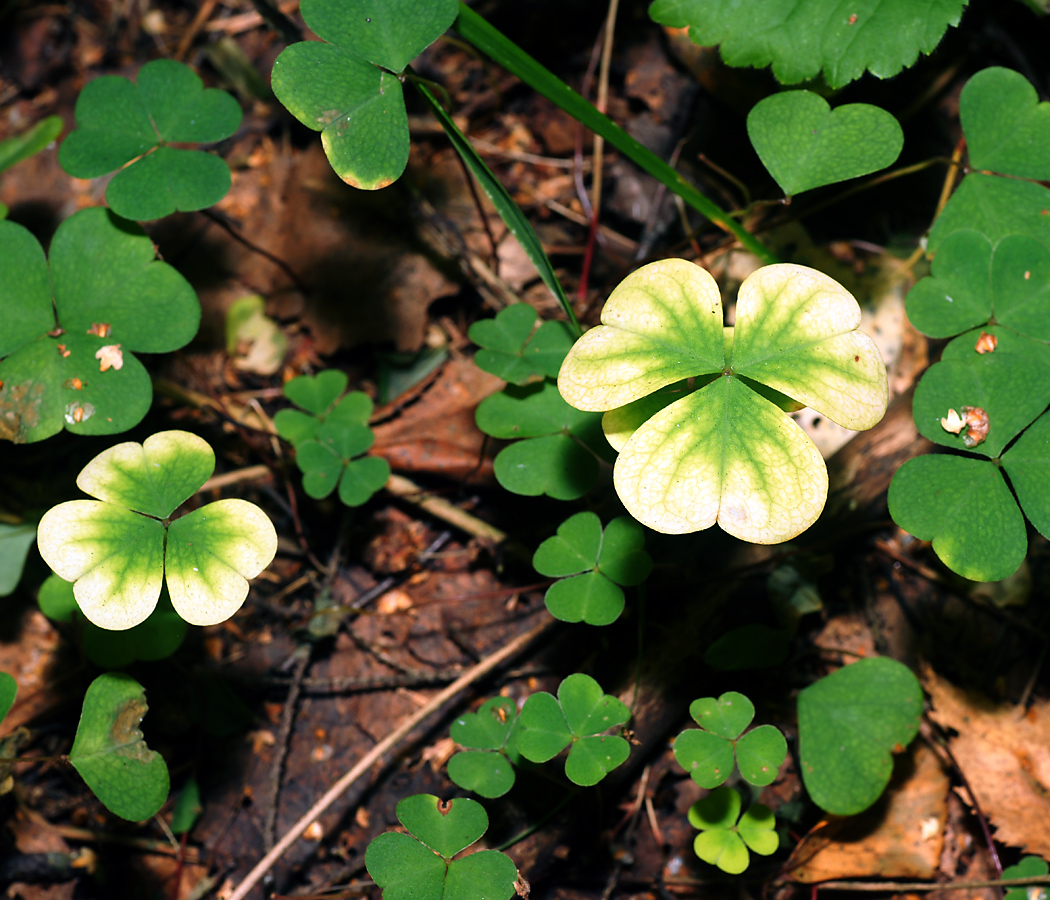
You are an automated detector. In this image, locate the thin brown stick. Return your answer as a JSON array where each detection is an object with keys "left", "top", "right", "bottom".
[
  {"left": 225, "top": 615, "right": 555, "bottom": 900},
  {"left": 811, "top": 876, "right": 1050, "bottom": 893},
  {"left": 385, "top": 473, "right": 507, "bottom": 545}
]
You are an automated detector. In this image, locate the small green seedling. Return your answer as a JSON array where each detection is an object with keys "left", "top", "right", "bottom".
[
  {"left": 271, "top": 0, "right": 457, "bottom": 190},
  {"left": 58, "top": 59, "right": 242, "bottom": 220},
  {"left": 274, "top": 372, "right": 390, "bottom": 506},
  {"left": 0, "top": 519, "right": 37, "bottom": 597},
  {"left": 365, "top": 794, "right": 518, "bottom": 900},
  {"left": 673, "top": 692, "right": 787, "bottom": 789},
  {"left": 516, "top": 673, "right": 630, "bottom": 786},
  {"left": 688, "top": 786, "right": 778, "bottom": 875},
  {"left": 559, "top": 258, "right": 887, "bottom": 542},
  {"left": 747, "top": 91, "right": 903, "bottom": 196},
  {"left": 648, "top": 0, "right": 968, "bottom": 88},
  {"left": 38, "top": 573, "right": 186, "bottom": 668},
  {"left": 1002, "top": 856, "right": 1050, "bottom": 900},
  {"left": 36, "top": 430, "right": 277, "bottom": 630},
  {"left": 532, "top": 512, "right": 652, "bottom": 625},
  {"left": 447, "top": 696, "right": 522, "bottom": 799},
  {"left": 890, "top": 68, "right": 1050, "bottom": 582},
  {"left": 470, "top": 304, "right": 574, "bottom": 385},
  {"left": 0, "top": 207, "right": 199, "bottom": 443},
  {"left": 0, "top": 115, "right": 63, "bottom": 218},
  {"left": 475, "top": 379, "right": 608, "bottom": 500},
  {"left": 69, "top": 672, "right": 170, "bottom": 821},
  {"left": 796, "top": 656, "right": 922, "bottom": 816}
]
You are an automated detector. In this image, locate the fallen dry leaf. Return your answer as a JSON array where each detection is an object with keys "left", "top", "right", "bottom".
[
  {"left": 925, "top": 666, "right": 1050, "bottom": 858},
  {"left": 784, "top": 743, "right": 948, "bottom": 882}
]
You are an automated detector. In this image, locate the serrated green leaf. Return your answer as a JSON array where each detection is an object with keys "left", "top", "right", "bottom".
[
  {"left": 961, "top": 68, "right": 1050, "bottom": 180},
  {"left": 735, "top": 725, "right": 788, "bottom": 786},
  {"left": 271, "top": 42, "right": 408, "bottom": 190},
  {"left": 690, "top": 692, "right": 754, "bottom": 740},
  {"left": 543, "top": 572, "right": 625, "bottom": 626},
  {"left": 69, "top": 673, "right": 170, "bottom": 821},
  {"left": 1003, "top": 410, "right": 1050, "bottom": 539},
  {"left": 397, "top": 794, "right": 487, "bottom": 859},
  {"left": 0, "top": 521, "right": 37, "bottom": 596},
  {"left": 797, "top": 656, "right": 923, "bottom": 816},
  {"left": 889, "top": 454, "right": 1027, "bottom": 582},
  {"left": 0, "top": 115, "right": 62, "bottom": 174},
  {"left": 648, "top": 0, "right": 968, "bottom": 89},
  {"left": 674, "top": 728, "right": 735, "bottom": 788},
  {"left": 447, "top": 750, "right": 516, "bottom": 798},
  {"left": 747, "top": 91, "right": 902, "bottom": 195}
]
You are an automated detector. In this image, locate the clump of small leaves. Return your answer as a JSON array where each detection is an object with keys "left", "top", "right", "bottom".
[
  {"left": 649, "top": 0, "right": 968, "bottom": 89},
  {"left": 365, "top": 794, "right": 518, "bottom": 900},
  {"left": 274, "top": 371, "right": 390, "bottom": 506},
  {"left": 69, "top": 672, "right": 169, "bottom": 821},
  {"left": 58, "top": 59, "right": 242, "bottom": 220},
  {"left": 36, "top": 430, "right": 277, "bottom": 630},
  {"left": 475, "top": 379, "right": 609, "bottom": 500},
  {"left": 0, "top": 207, "right": 199, "bottom": 443},
  {"left": 747, "top": 91, "right": 902, "bottom": 196},
  {"left": 447, "top": 696, "right": 522, "bottom": 799},
  {"left": 271, "top": 0, "right": 457, "bottom": 190},
  {"left": 890, "top": 67, "right": 1050, "bottom": 582},
  {"left": 688, "top": 786, "right": 778, "bottom": 875},
  {"left": 532, "top": 511, "right": 651, "bottom": 625},
  {"left": 674, "top": 692, "right": 787, "bottom": 789},
  {"left": 797, "top": 657, "right": 923, "bottom": 816},
  {"left": 516, "top": 673, "right": 630, "bottom": 786},
  {"left": 469, "top": 303, "right": 574, "bottom": 385},
  {"left": 559, "top": 259, "right": 888, "bottom": 542}
]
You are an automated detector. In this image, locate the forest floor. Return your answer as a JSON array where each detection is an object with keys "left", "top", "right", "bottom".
[{"left": 3, "top": 2, "right": 1050, "bottom": 900}]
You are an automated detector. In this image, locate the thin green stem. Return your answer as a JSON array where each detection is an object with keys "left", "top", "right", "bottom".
[{"left": 453, "top": 3, "right": 778, "bottom": 265}]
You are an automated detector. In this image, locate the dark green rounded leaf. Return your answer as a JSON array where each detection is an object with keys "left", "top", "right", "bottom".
[
  {"left": 533, "top": 512, "right": 601, "bottom": 577},
  {"left": 284, "top": 370, "right": 349, "bottom": 415},
  {"left": 444, "top": 849, "right": 518, "bottom": 900},
  {"left": 365, "top": 831, "right": 445, "bottom": 900},
  {"left": 747, "top": 91, "right": 903, "bottom": 195},
  {"left": 135, "top": 59, "right": 242, "bottom": 143},
  {"left": 338, "top": 456, "right": 389, "bottom": 506},
  {"left": 517, "top": 691, "right": 572, "bottom": 762},
  {"left": 327, "top": 390, "right": 374, "bottom": 426},
  {"left": 928, "top": 174, "right": 1050, "bottom": 255},
  {"left": 0, "top": 521, "right": 37, "bottom": 596},
  {"left": 271, "top": 42, "right": 408, "bottom": 190},
  {"left": 274, "top": 409, "right": 319, "bottom": 446},
  {"left": 106, "top": 145, "right": 232, "bottom": 220},
  {"left": 961, "top": 68, "right": 1050, "bottom": 181},
  {"left": 689, "top": 692, "right": 754, "bottom": 740},
  {"left": 297, "top": 441, "right": 344, "bottom": 498},
  {"left": 69, "top": 673, "right": 170, "bottom": 821},
  {"left": 565, "top": 733, "right": 630, "bottom": 786},
  {"left": 1002, "top": 856, "right": 1050, "bottom": 900},
  {"left": 1003, "top": 410, "right": 1050, "bottom": 539},
  {"left": 451, "top": 696, "right": 518, "bottom": 750},
  {"left": 493, "top": 434, "right": 599, "bottom": 500},
  {"left": 889, "top": 454, "right": 1026, "bottom": 582},
  {"left": 447, "top": 750, "right": 516, "bottom": 798},
  {"left": 597, "top": 515, "right": 651, "bottom": 585},
  {"left": 797, "top": 657, "right": 923, "bottom": 816},
  {"left": 0, "top": 220, "right": 53, "bottom": 358},
  {"left": 0, "top": 672, "right": 15, "bottom": 723},
  {"left": 673, "top": 728, "right": 735, "bottom": 788},
  {"left": 735, "top": 725, "right": 787, "bottom": 786},
  {"left": 544, "top": 572, "right": 625, "bottom": 626},
  {"left": 559, "top": 672, "right": 630, "bottom": 736},
  {"left": 906, "top": 230, "right": 993, "bottom": 338},
  {"left": 301, "top": 0, "right": 457, "bottom": 73},
  {"left": 396, "top": 794, "right": 487, "bottom": 859},
  {"left": 59, "top": 75, "right": 154, "bottom": 177},
  {"left": 688, "top": 785, "right": 740, "bottom": 831}
]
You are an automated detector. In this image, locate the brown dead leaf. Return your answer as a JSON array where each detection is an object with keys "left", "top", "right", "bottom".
[
  {"left": 925, "top": 666, "right": 1050, "bottom": 857},
  {"left": 784, "top": 743, "right": 948, "bottom": 882}
]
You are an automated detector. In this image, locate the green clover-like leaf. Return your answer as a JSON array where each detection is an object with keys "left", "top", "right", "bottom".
[
  {"left": 365, "top": 794, "right": 517, "bottom": 900},
  {"left": 69, "top": 673, "right": 170, "bottom": 821},
  {"left": 36, "top": 431, "right": 277, "bottom": 630},
  {"left": 58, "top": 59, "right": 241, "bottom": 220},
  {"left": 1002, "top": 856, "right": 1050, "bottom": 900},
  {"left": 648, "top": 0, "right": 967, "bottom": 89},
  {"left": 470, "top": 304, "right": 575, "bottom": 384},
  {"left": 0, "top": 672, "right": 15, "bottom": 723},
  {"left": 447, "top": 750, "right": 517, "bottom": 799},
  {"left": 687, "top": 787, "right": 776, "bottom": 875},
  {"left": 448, "top": 697, "right": 521, "bottom": 798},
  {"left": 559, "top": 259, "right": 887, "bottom": 543},
  {"left": 0, "top": 208, "right": 199, "bottom": 443},
  {"left": 690, "top": 692, "right": 755, "bottom": 740},
  {"left": 797, "top": 656, "right": 923, "bottom": 816},
  {"left": 961, "top": 68, "right": 1050, "bottom": 181},
  {"left": 747, "top": 91, "right": 903, "bottom": 196},
  {"left": 284, "top": 370, "right": 349, "bottom": 416},
  {"left": 1003, "top": 410, "right": 1050, "bottom": 541},
  {"left": 476, "top": 379, "right": 607, "bottom": 500},
  {"left": 928, "top": 174, "right": 1050, "bottom": 256}
]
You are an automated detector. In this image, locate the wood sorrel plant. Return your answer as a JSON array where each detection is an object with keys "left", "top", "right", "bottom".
[{"left": 558, "top": 259, "right": 889, "bottom": 543}]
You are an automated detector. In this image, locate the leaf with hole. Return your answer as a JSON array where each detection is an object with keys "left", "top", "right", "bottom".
[
  {"left": 648, "top": 0, "right": 967, "bottom": 89},
  {"left": 36, "top": 431, "right": 277, "bottom": 630},
  {"left": 69, "top": 673, "right": 170, "bottom": 821},
  {"left": 747, "top": 91, "right": 902, "bottom": 196},
  {"left": 364, "top": 793, "right": 517, "bottom": 900},
  {"left": 797, "top": 656, "right": 923, "bottom": 815},
  {"left": 58, "top": 60, "right": 241, "bottom": 220},
  {"left": 517, "top": 673, "right": 630, "bottom": 786},
  {"left": 0, "top": 208, "right": 199, "bottom": 443},
  {"left": 559, "top": 259, "right": 887, "bottom": 542}
]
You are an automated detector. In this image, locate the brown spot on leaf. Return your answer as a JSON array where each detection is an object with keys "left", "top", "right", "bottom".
[
  {"left": 47, "top": 326, "right": 64, "bottom": 337},
  {"left": 56, "top": 343, "right": 70, "bottom": 357},
  {"left": 961, "top": 405, "right": 989, "bottom": 448},
  {"left": 95, "top": 344, "right": 123, "bottom": 372},
  {"left": 110, "top": 697, "right": 155, "bottom": 761},
  {"left": 848, "top": 13, "right": 857, "bottom": 23},
  {"left": 0, "top": 380, "right": 46, "bottom": 443},
  {"left": 87, "top": 322, "right": 111, "bottom": 337},
  {"left": 975, "top": 331, "right": 997, "bottom": 354},
  {"left": 437, "top": 798, "right": 453, "bottom": 816}
]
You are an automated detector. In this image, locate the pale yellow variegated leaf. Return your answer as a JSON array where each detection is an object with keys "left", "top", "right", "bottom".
[
  {"left": 614, "top": 377, "right": 827, "bottom": 542},
  {"left": 559, "top": 258, "right": 724, "bottom": 411}
]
